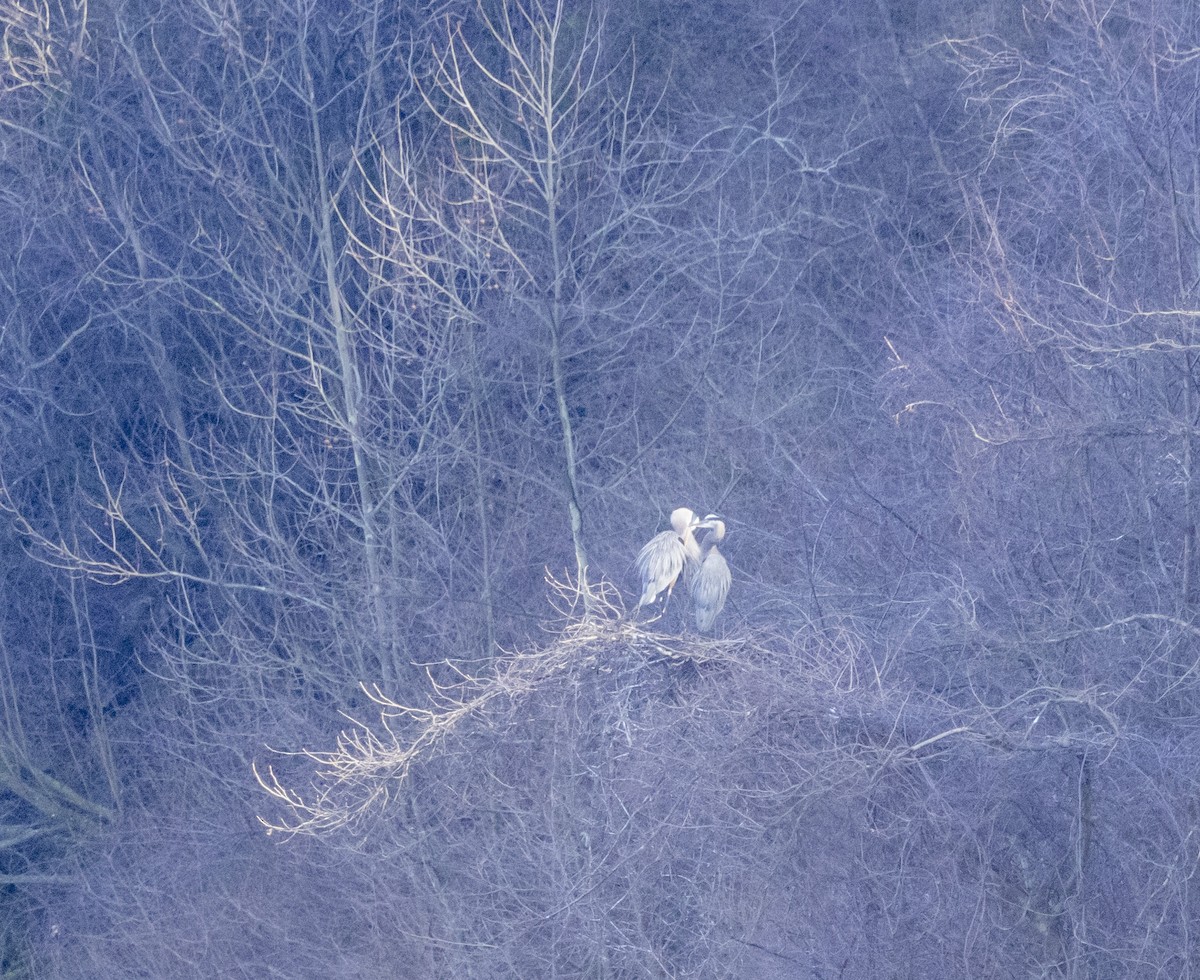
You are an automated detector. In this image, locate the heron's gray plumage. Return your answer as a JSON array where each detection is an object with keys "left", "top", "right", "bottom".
[
  {"left": 691, "top": 517, "right": 730, "bottom": 632},
  {"left": 635, "top": 507, "right": 700, "bottom": 609}
]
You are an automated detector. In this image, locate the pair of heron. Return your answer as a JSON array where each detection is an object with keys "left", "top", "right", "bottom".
[{"left": 635, "top": 507, "right": 730, "bottom": 631}]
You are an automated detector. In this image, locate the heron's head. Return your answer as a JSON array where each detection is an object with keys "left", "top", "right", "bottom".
[
  {"left": 669, "top": 507, "right": 698, "bottom": 534},
  {"left": 697, "top": 514, "right": 726, "bottom": 541}
]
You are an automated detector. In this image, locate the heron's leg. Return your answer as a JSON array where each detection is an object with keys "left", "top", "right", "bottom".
[
  {"left": 631, "top": 599, "right": 659, "bottom": 623},
  {"left": 641, "top": 602, "right": 665, "bottom": 624},
  {"left": 657, "top": 579, "right": 679, "bottom": 619},
  {"left": 633, "top": 594, "right": 668, "bottom": 624}
]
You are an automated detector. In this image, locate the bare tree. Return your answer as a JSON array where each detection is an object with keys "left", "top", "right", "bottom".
[
  {"left": 357, "top": 0, "right": 738, "bottom": 611},
  {"left": 872, "top": 2, "right": 1200, "bottom": 972},
  {"left": 2, "top": 0, "right": 500, "bottom": 703}
]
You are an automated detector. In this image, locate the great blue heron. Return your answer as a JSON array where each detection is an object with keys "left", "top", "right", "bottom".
[
  {"left": 691, "top": 515, "right": 730, "bottom": 632},
  {"left": 635, "top": 507, "right": 702, "bottom": 612}
]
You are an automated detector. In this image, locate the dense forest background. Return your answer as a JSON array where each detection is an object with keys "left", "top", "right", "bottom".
[{"left": 3, "top": 0, "right": 1200, "bottom": 976}]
